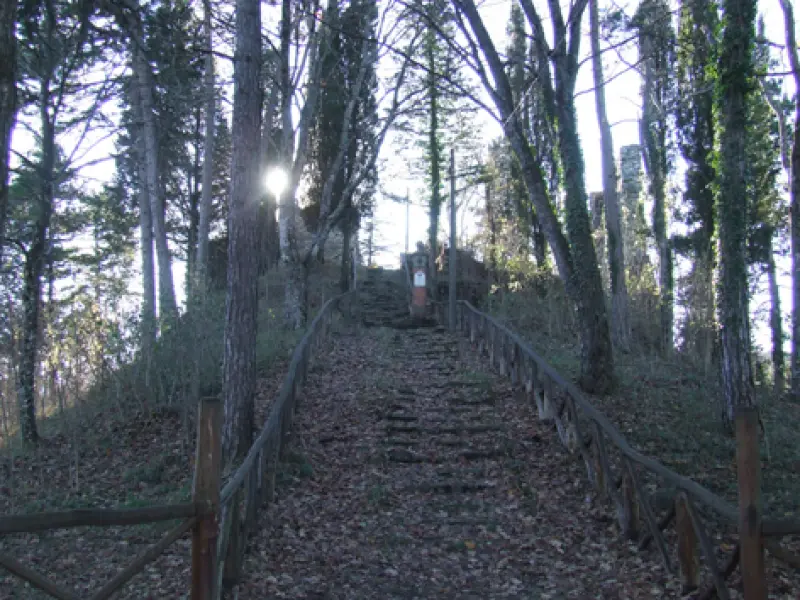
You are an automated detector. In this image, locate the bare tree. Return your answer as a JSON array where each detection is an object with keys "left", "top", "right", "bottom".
[{"left": 590, "top": 0, "right": 630, "bottom": 351}]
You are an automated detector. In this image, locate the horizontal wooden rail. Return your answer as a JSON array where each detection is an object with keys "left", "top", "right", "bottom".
[
  {"left": 457, "top": 300, "right": 800, "bottom": 534},
  {"left": 0, "top": 517, "right": 197, "bottom": 600},
  {"left": 455, "top": 300, "right": 800, "bottom": 595},
  {"left": 0, "top": 502, "right": 201, "bottom": 535}
]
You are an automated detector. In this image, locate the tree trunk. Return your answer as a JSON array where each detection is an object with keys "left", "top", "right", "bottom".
[
  {"left": 767, "top": 236, "right": 785, "bottom": 392},
  {"left": 222, "top": 0, "right": 261, "bottom": 464},
  {"left": 619, "top": 145, "right": 648, "bottom": 278},
  {"left": 718, "top": 0, "right": 757, "bottom": 421},
  {"left": 185, "top": 110, "right": 203, "bottom": 300},
  {"left": 639, "top": 13, "right": 673, "bottom": 354},
  {"left": 278, "top": 0, "right": 304, "bottom": 328},
  {"left": 427, "top": 28, "right": 441, "bottom": 300},
  {"left": 340, "top": 211, "right": 352, "bottom": 293},
  {"left": 186, "top": 190, "right": 200, "bottom": 297},
  {"left": 134, "top": 116, "right": 156, "bottom": 350},
  {"left": 590, "top": 0, "right": 630, "bottom": 351},
  {"left": 779, "top": 0, "right": 800, "bottom": 401},
  {"left": 367, "top": 219, "right": 374, "bottom": 268},
  {"left": 19, "top": 249, "right": 42, "bottom": 445},
  {"left": 555, "top": 86, "right": 615, "bottom": 394},
  {"left": 531, "top": 214, "right": 547, "bottom": 269},
  {"left": 132, "top": 43, "right": 177, "bottom": 321},
  {"left": 690, "top": 255, "right": 715, "bottom": 374},
  {"left": 195, "top": 0, "right": 216, "bottom": 289},
  {"left": 485, "top": 181, "right": 498, "bottom": 287},
  {"left": 18, "top": 78, "right": 57, "bottom": 445},
  {"left": 285, "top": 261, "right": 308, "bottom": 329},
  {"left": 719, "top": 1, "right": 765, "bottom": 590},
  {"left": 792, "top": 113, "right": 800, "bottom": 401},
  {"left": 590, "top": 192, "right": 608, "bottom": 288},
  {"left": 0, "top": 0, "right": 15, "bottom": 264}
]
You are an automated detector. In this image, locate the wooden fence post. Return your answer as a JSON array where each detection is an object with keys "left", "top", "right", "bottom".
[
  {"left": 191, "top": 397, "right": 221, "bottom": 600},
  {"left": 735, "top": 407, "right": 766, "bottom": 600},
  {"left": 620, "top": 470, "right": 638, "bottom": 540},
  {"left": 676, "top": 492, "right": 699, "bottom": 593}
]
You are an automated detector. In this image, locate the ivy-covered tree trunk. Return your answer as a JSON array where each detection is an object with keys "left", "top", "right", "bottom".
[
  {"left": 132, "top": 43, "right": 177, "bottom": 321},
  {"left": 194, "top": 0, "right": 216, "bottom": 290},
  {"left": 637, "top": 0, "right": 674, "bottom": 355},
  {"left": 19, "top": 66, "right": 59, "bottom": 445},
  {"left": 0, "top": 0, "right": 15, "bottom": 263},
  {"left": 590, "top": 193, "right": 607, "bottom": 286},
  {"left": 676, "top": 0, "right": 717, "bottom": 373},
  {"left": 590, "top": 0, "right": 630, "bottom": 351},
  {"left": 619, "top": 145, "right": 648, "bottom": 277},
  {"left": 554, "top": 85, "right": 615, "bottom": 393},
  {"left": 718, "top": 0, "right": 757, "bottom": 420},
  {"left": 222, "top": 0, "right": 261, "bottom": 463}
]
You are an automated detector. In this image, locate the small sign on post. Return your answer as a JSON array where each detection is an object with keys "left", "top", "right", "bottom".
[{"left": 410, "top": 248, "right": 428, "bottom": 320}]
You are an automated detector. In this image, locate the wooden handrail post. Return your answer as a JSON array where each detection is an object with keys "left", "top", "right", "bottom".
[
  {"left": 735, "top": 407, "right": 766, "bottom": 600},
  {"left": 620, "top": 470, "right": 639, "bottom": 540},
  {"left": 676, "top": 492, "right": 699, "bottom": 593},
  {"left": 191, "top": 397, "right": 221, "bottom": 600}
]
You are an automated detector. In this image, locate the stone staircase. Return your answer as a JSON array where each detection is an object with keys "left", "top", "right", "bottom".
[{"left": 357, "top": 267, "right": 415, "bottom": 328}]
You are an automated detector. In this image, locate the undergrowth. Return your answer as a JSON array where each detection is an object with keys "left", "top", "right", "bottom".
[{"left": 0, "top": 263, "right": 343, "bottom": 515}]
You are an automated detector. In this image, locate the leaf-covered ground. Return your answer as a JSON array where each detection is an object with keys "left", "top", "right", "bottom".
[{"left": 233, "top": 323, "right": 794, "bottom": 599}]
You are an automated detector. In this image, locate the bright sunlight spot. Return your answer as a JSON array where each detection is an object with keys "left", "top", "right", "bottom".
[{"left": 265, "top": 166, "right": 288, "bottom": 198}]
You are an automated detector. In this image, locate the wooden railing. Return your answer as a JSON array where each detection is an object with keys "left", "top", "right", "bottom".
[
  {"left": 0, "top": 293, "right": 349, "bottom": 600},
  {"left": 209, "top": 292, "right": 348, "bottom": 598},
  {"left": 0, "top": 499, "right": 207, "bottom": 599},
  {"left": 456, "top": 300, "right": 800, "bottom": 598}
]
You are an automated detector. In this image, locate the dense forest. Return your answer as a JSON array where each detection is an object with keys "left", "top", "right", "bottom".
[{"left": 0, "top": 0, "right": 797, "bottom": 469}]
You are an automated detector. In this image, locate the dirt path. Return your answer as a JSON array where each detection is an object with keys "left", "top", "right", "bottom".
[{"left": 236, "top": 324, "right": 685, "bottom": 599}]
